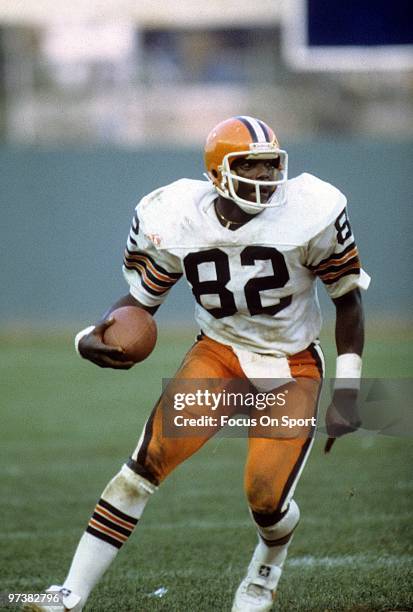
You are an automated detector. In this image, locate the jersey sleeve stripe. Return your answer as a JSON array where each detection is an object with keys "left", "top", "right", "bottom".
[
  {"left": 319, "top": 261, "right": 361, "bottom": 284},
  {"left": 317, "top": 257, "right": 361, "bottom": 280},
  {"left": 313, "top": 246, "right": 358, "bottom": 272},
  {"left": 307, "top": 241, "right": 356, "bottom": 272},
  {"left": 124, "top": 254, "right": 174, "bottom": 286},
  {"left": 322, "top": 267, "right": 362, "bottom": 286},
  {"left": 125, "top": 247, "right": 182, "bottom": 280},
  {"left": 316, "top": 255, "right": 360, "bottom": 279},
  {"left": 312, "top": 249, "right": 360, "bottom": 276},
  {"left": 316, "top": 246, "right": 358, "bottom": 271},
  {"left": 123, "top": 261, "right": 174, "bottom": 295},
  {"left": 128, "top": 234, "right": 138, "bottom": 247}
]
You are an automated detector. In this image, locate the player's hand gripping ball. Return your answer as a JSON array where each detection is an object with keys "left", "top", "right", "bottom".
[{"left": 103, "top": 306, "right": 157, "bottom": 363}]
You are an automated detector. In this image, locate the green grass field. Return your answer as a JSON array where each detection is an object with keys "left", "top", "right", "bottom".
[{"left": 1, "top": 322, "right": 412, "bottom": 611}]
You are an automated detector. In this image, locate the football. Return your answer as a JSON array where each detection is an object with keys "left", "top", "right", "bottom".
[{"left": 103, "top": 306, "right": 157, "bottom": 363}]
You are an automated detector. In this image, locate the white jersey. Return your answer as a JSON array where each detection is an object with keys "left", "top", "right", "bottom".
[{"left": 123, "top": 174, "right": 370, "bottom": 356}]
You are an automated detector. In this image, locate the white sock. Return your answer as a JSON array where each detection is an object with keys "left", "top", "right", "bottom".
[
  {"left": 63, "top": 532, "right": 118, "bottom": 603},
  {"left": 62, "top": 464, "right": 156, "bottom": 605},
  {"left": 253, "top": 538, "right": 290, "bottom": 568},
  {"left": 250, "top": 500, "right": 300, "bottom": 583}
]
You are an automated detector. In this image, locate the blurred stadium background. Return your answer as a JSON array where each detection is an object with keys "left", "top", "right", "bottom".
[
  {"left": 1, "top": 1, "right": 412, "bottom": 610},
  {"left": 0, "top": 0, "right": 412, "bottom": 328}
]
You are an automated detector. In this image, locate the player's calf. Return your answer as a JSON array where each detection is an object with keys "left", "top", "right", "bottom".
[{"left": 48, "top": 464, "right": 156, "bottom": 610}]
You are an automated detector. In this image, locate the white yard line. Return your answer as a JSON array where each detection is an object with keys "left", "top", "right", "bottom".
[
  {"left": 120, "top": 554, "right": 413, "bottom": 580},
  {"left": 286, "top": 554, "right": 412, "bottom": 568}
]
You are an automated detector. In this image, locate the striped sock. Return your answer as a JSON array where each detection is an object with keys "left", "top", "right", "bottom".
[
  {"left": 86, "top": 498, "right": 138, "bottom": 549},
  {"left": 63, "top": 464, "right": 155, "bottom": 605}
]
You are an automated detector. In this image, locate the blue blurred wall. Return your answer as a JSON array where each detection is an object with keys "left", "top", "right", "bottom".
[{"left": 1, "top": 139, "right": 412, "bottom": 327}]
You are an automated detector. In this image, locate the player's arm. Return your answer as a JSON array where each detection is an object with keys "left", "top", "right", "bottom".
[
  {"left": 334, "top": 287, "right": 364, "bottom": 356},
  {"left": 100, "top": 292, "right": 159, "bottom": 320},
  {"left": 306, "top": 205, "right": 370, "bottom": 452},
  {"left": 76, "top": 293, "right": 160, "bottom": 370},
  {"left": 324, "top": 288, "right": 365, "bottom": 452},
  {"left": 75, "top": 201, "right": 182, "bottom": 369}
]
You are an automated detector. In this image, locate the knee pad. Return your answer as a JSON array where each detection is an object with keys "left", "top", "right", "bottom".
[
  {"left": 102, "top": 464, "right": 157, "bottom": 519},
  {"left": 251, "top": 499, "right": 300, "bottom": 546}
]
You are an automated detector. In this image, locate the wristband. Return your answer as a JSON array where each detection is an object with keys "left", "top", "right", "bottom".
[
  {"left": 334, "top": 353, "right": 362, "bottom": 390},
  {"left": 74, "top": 325, "right": 96, "bottom": 356}
]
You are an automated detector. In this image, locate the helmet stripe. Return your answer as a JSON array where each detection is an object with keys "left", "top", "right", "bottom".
[
  {"left": 235, "top": 116, "right": 257, "bottom": 140},
  {"left": 235, "top": 115, "right": 269, "bottom": 143},
  {"left": 257, "top": 119, "right": 271, "bottom": 142},
  {"left": 247, "top": 117, "right": 267, "bottom": 142},
  {"left": 232, "top": 115, "right": 263, "bottom": 142}
]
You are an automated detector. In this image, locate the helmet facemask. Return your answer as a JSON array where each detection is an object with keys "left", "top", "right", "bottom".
[{"left": 215, "top": 144, "right": 288, "bottom": 215}]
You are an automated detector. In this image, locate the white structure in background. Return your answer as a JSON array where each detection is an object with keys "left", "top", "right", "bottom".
[
  {"left": 0, "top": 0, "right": 283, "bottom": 27},
  {"left": 41, "top": 22, "right": 141, "bottom": 143},
  {"left": 0, "top": 0, "right": 412, "bottom": 145},
  {"left": 42, "top": 22, "right": 136, "bottom": 86}
]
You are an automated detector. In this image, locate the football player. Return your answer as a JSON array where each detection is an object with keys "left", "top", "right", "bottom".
[{"left": 28, "top": 116, "right": 369, "bottom": 612}]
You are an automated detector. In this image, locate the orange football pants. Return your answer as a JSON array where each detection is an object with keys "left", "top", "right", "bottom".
[{"left": 129, "top": 334, "right": 323, "bottom": 515}]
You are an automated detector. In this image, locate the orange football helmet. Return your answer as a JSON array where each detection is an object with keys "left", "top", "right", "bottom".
[{"left": 204, "top": 116, "right": 288, "bottom": 213}]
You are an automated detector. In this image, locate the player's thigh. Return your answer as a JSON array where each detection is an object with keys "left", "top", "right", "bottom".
[
  {"left": 245, "top": 377, "right": 321, "bottom": 514},
  {"left": 129, "top": 337, "right": 240, "bottom": 485}
]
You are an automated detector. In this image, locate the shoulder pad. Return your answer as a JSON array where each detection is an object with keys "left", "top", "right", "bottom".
[
  {"left": 136, "top": 179, "right": 214, "bottom": 248},
  {"left": 283, "top": 173, "right": 347, "bottom": 243}
]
